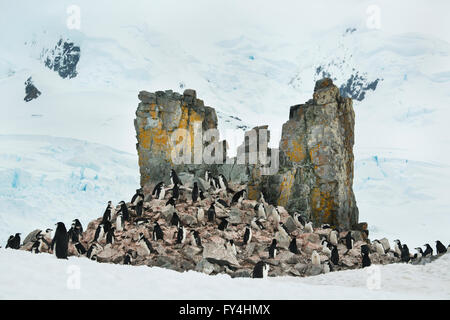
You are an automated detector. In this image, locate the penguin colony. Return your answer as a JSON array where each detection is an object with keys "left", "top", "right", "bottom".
[{"left": 4, "top": 169, "right": 449, "bottom": 279}]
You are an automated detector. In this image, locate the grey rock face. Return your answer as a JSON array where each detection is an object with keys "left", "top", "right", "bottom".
[
  {"left": 42, "top": 38, "right": 80, "bottom": 79},
  {"left": 24, "top": 77, "right": 41, "bottom": 102}
]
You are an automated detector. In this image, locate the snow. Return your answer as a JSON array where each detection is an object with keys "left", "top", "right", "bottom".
[
  {"left": 0, "top": 248, "right": 448, "bottom": 299},
  {"left": 0, "top": 0, "right": 450, "bottom": 297}
]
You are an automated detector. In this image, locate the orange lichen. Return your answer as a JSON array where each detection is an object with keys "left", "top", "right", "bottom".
[
  {"left": 311, "top": 186, "right": 335, "bottom": 224},
  {"left": 277, "top": 169, "right": 296, "bottom": 207}
]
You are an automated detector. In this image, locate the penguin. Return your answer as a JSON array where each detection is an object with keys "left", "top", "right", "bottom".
[
  {"left": 321, "top": 240, "right": 332, "bottom": 257},
  {"left": 205, "top": 170, "right": 211, "bottom": 184},
  {"left": 115, "top": 212, "right": 123, "bottom": 232},
  {"left": 94, "top": 224, "right": 105, "bottom": 242},
  {"left": 231, "top": 189, "right": 246, "bottom": 205},
  {"left": 42, "top": 228, "right": 53, "bottom": 239},
  {"left": 394, "top": 239, "right": 402, "bottom": 257},
  {"left": 436, "top": 241, "right": 447, "bottom": 254},
  {"left": 171, "top": 211, "right": 181, "bottom": 227},
  {"left": 423, "top": 243, "right": 433, "bottom": 257},
  {"left": 176, "top": 226, "right": 187, "bottom": 244},
  {"left": 251, "top": 217, "right": 265, "bottom": 231},
  {"left": 131, "top": 188, "right": 144, "bottom": 206},
  {"left": 211, "top": 177, "right": 220, "bottom": 190},
  {"left": 225, "top": 239, "right": 237, "bottom": 256},
  {"left": 362, "top": 251, "right": 371, "bottom": 268},
  {"left": 344, "top": 231, "right": 354, "bottom": 250},
  {"left": 304, "top": 222, "right": 314, "bottom": 233},
  {"left": 289, "top": 237, "right": 299, "bottom": 254},
  {"left": 118, "top": 201, "right": 129, "bottom": 221},
  {"left": 87, "top": 243, "right": 101, "bottom": 260},
  {"left": 311, "top": 250, "right": 320, "bottom": 266},
  {"left": 137, "top": 233, "right": 155, "bottom": 255},
  {"left": 321, "top": 224, "right": 331, "bottom": 229},
  {"left": 51, "top": 222, "right": 68, "bottom": 259},
  {"left": 268, "top": 239, "right": 277, "bottom": 258},
  {"left": 253, "top": 261, "right": 269, "bottom": 279},
  {"left": 243, "top": 225, "right": 252, "bottom": 245},
  {"left": 255, "top": 203, "right": 266, "bottom": 219},
  {"left": 218, "top": 217, "right": 229, "bottom": 231},
  {"left": 277, "top": 223, "right": 289, "bottom": 239},
  {"left": 401, "top": 244, "right": 411, "bottom": 262},
  {"left": 199, "top": 189, "right": 206, "bottom": 200},
  {"left": 271, "top": 206, "right": 281, "bottom": 229},
  {"left": 30, "top": 234, "right": 44, "bottom": 254},
  {"left": 152, "top": 182, "right": 164, "bottom": 198},
  {"left": 323, "top": 261, "right": 334, "bottom": 273},
  {"left": 123, "top": 251, "right": 133, "bottom": 265},
  {"left": 217, "top": 174, "right": 228, "bottom": 190},
  {"left": 135, "top": 200, "right": 144, "bottom": 217},
  {"left": 74, "top": 242, "right": 87, "bottom": 256},
  {"left": 102, "top": 201, "right": 113, "bottom": 224},
  {"left": 293, "top": 212, "right": 305, "bottom": 228},
  {"left": 166, "top": 197, "right": 176, "bottom": 207},
  {"left": 190, "top": 230, "right": 202, "bottom": 247},
  {"left": 361, "top": 244, "right": 370, "bottom": 256},
  {"left": 72, "top": 219, "right": 83, "bottom": 234},
  {"left": 171, "top": 183, "right": 180, "bottom": 201},
  {"left": 192, "top": 182, "right": 199, "bottom": 203},
  {"left": 106, "top": 227, "right": 115, "bottom": 245},
  {"left": 207, "top": 204, "right": 216, "bottom": 223},
  {"left": 329, "top": 230, "right": 339, "bottom": 246},
  {"left": 330, "top": 245, "right": 339, "bottom": 265},
  {"left": 197, "top": 208, "right": 205, "bottom": 225},
  {"left": 6, "top": 233, "right": 21, "bottom": 249},
  {"left": 170, "top": 169, "right": 183, "bottom": 186},
  {"left": 134, "top": 217, "right": 150, "bottom": 226},
  {"left": 152, "top": 222, "right": 164, "bottom": 241},
  {"left": 413, "top": 247, "right": 423, "bottom": 259},
  {"left": 67, "top": 227, "right": 79, "bottom": 243},
  {"left": 216, "top": 198, "right": 229, "bottom": 208},
  {"left": 373, "top": 240, "right": 385, "bottom": 255}
]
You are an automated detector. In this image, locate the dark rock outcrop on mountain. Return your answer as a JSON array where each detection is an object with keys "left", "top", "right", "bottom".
[
  {"left": 42, "top": 39, "right": 80, "bottom": 79},
  {"left": 339, "top": 72, "right": 380, "bottom": 101},
  {"left": 24, "top": 77, "right": 41, "bottom": 102}
]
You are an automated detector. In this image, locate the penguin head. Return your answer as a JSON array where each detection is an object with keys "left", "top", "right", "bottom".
[{"left": 271, "top": 239, "right": 277, "bottom": 246}]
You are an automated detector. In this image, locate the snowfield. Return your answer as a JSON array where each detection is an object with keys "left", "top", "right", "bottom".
[{"left": 0, "top": 248, "right": 449, "bottom": 299}]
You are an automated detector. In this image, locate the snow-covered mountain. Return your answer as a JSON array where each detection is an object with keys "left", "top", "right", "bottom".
[{"left": 1, "top": 0, "right": 450, "bottom": 251}]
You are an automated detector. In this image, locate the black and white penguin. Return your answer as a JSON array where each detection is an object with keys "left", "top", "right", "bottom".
[
  {"left": 423, "top": 243, "right": 433, "bottom": 257},
  {"left": 51, "top": 222, "right": 69, "bottom": 259},
  {"left": 192, "top": 182, "right": 199, "bottom": 203},
  {"left": 106, "top": 227, "right": 115, "bottom": 245},
  {"left": 171, "top": 211, "right": 181, "bottom": 227},
  {"left": 218, "top": 217, "right": 229, "bottom": 231},
  {"left": 401, "top": 244, "right": 411, "bottom": 262},
  {"left": 118, "top": 201, "right": 129, "bottom": 221},
  {"left": 102, "top": 201, "right": 113, "bottom": 224},
  {"left": 362, "top": 251, "right": 371, "bottom": 268},
  {"left": 171, "top": 183, "right": 180, "bottom": 201},
  {"left": 253, "top": 261, "right": 269, "bottom": 279},
  {"left": 231, "top": 189, "right": 246, "bottom": 205},
  {"left": 72, "top": 219, "right": 83, "bottom": 234},
  {"left": 207, "top": 203, "right": 216, "bottom": 223},
  {"left": 251, "top": 217, "right": 265, "bottom": 231},
  {"left": 321, "top": 224, "right": 331, "bottom": 229},
  {"left": 166, "top": 197, "right": 176, "bottom": 208},
  {"left": 123, "top": 251, "right": 133, "bottom": 265},
  {"left": 74, "top": 242, "right": 87, "bottom": 256},
  {"left": 225, "top": 239, "right": 237, "bottom": 256},
  {"left": 293, "top": 212, "right": 305, "bottom": 228},
  {"left": 6, "top": 233, "right": 21, "bottom": 249},
  {"left": 413, "top": 247, "right": 423, "bottom": 259},
  {"left": 216, "top": 198, "right": 229, "bottom": 208},
  {"left": 254, "top": 203, "right": 266, "bottom": 219},
  {"left": 134, "top": 217, "right": 150, "bottom": 227},
  {"left": 135, "top": 200, "right": 144, "bottom": 217},
  {"left": 330, "top": 245, "right": 339, "bottom": 265},
  {"left": 86, "top": 243, "right": 101, "bottom": 260},
  {"left": 190, "top": 230, "right": 202, "bottom": 247},
  {"left": 176, "top": 226, "right": 187, "bottom": 244},
  {"left": 30, "top": 234, "right": 44, "bottom": 254},
  {"left": 217, "top": 174, "right": 227, "bottom": 190},
  {"left": 289, "top": 237, "right": 299, "bottom": 254},
  {"left": 243, "top": 225, "right": 252, "bottom": 245},
  {"left": 197, "top": 208, "right": 205, "bottom": 225},
  {"left": 170, "top": 169, "right": 183, "bottom": 186},
  {"left": 115, "top": 211, "right": 123, "bottom": 232},
  {"left": 269, "top": 239, "right": 277, "bottom": 258},
  {"left": 137, "top": 233, "right": 155, "bottom": 255},
  {"left": 304, "top": 222, "right": 314, "bottom": 233},
  {"left": 436, "top": 241, "right": 447, "bottom": 254},
  {"left": 321, "top": 240, "right": 331, "bottom": 257},
  {"left": 344, "top": 231, "right": 354, "bottom": 250},
  {"left": 42, "top": 228, "right": 53, "bottom": 239},
  {"left": 153, "top": 182, "right": 166, "bottom": 200},
  {"left": 212, "top": 177, "right": 220, "bottom": 190},
  {"left": 94, "top": 224, "right": 105, "bottom": 242},
  {"left": 205, "top": 170, "right": 211, "bottom": 184},
  {"left": 373, "top": 240, "right": 385, "bottom": 255},
  {"left": 329, "top": 230, "right": 339, "bottom": 246},
  {"left": 311, "top": 250, "right": 321, "bottom": 266},
  {"left": 199, "top": 189, "right": 206, "bottom": 200},
  {"left": 323, "top": 261, "right": 334, "bottom": 273},
  {"left": 393, "top": 239, "right": 402, "bottom": 257},
  {"left": 270, "top": 206, "right": 281, "bottom": 229},
  {"left": 152, "top": 222, "right": 164, "bottom": 241},
  {"left": 131, "top": 188, "right": 144, "bottom": 206},
  {"left": 361, "top": 244, "right": 370, "bottom": 256}
]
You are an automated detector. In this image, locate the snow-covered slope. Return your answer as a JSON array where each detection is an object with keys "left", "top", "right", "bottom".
[
  {"left": 0, "top": 1, "right": 450, "bottom": 251},
  {"left": 0, "top": 249, "right": 448, "bottom": 299}
]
